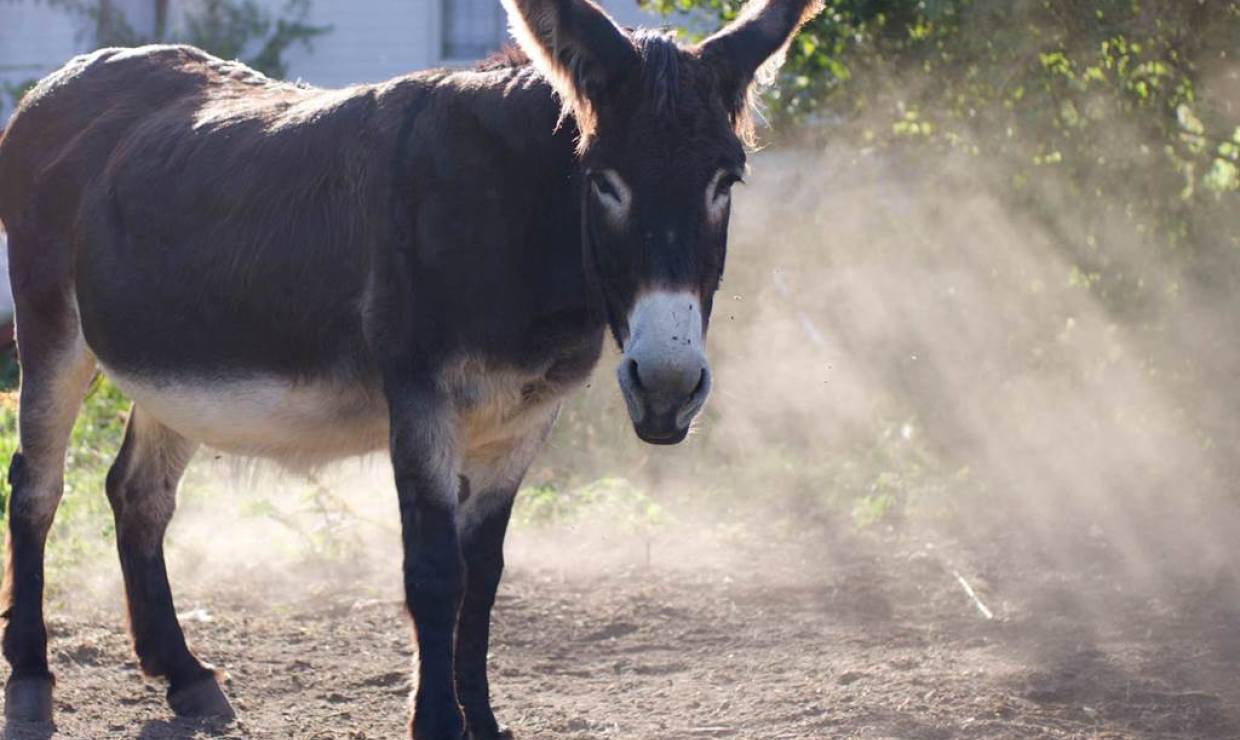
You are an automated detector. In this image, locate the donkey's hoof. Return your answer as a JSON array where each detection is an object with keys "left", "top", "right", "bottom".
[
  {"left": 410, "top": 711, "right": 466, "bottom": 740},
  {"left": 168, "top": 676, "right": 235, "bottom": 719},
  {"left": 469, "top": 724, "right": 515, "bottom": 740},
  {"left": 4, "top": 676, "right": 53, "bottom": 722}
]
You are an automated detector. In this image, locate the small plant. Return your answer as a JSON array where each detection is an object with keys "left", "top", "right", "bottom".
[
  {"left": 236, "top": 474, "right": 377, "bottom": 562},
  {"left": 515, "top": 477, "right": 671, "bottom": 534}
]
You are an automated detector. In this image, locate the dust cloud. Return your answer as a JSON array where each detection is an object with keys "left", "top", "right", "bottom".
[
  {"left": 707, "top": 141, "right": 1240, "bottom": 587},
  {"left": 87, "top": 133, "right": 1236, "bottom": 620}
]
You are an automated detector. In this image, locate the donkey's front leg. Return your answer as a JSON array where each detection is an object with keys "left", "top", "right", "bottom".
[
  {"left": 389, "top": 385, "right": 466, "bottom": 740},
  {"left": 455, "top": 409, "right": 557, "bottom": 740},
  {"left": 455, "top": 489, "right": 516, "bottom": 740}
]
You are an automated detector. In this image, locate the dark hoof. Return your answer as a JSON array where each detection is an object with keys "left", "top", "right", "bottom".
[
  {"left": 167, "top": 676, "right": 235, "bottom": 719},
  {"left": 410, "top": 715, "right": 466, "bottom": 740},
  {"left": 4, "top": 677, "right": 53, "bottom": 723},
  {"left": 469, "top": 724, "right": 514, "bottom": 740}
]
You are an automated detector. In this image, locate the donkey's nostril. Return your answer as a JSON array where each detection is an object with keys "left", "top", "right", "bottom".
[
  {"left": 691, "top": 367, "right": 708, "bottom": 398},
  {"left": 625, "top": 357, "right": 645, "bottom": 392},
  {"left": 675, "top": 365, "right": 712, "bottom": 429}
]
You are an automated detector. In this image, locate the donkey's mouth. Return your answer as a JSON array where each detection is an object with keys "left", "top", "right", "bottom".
[
  {"left": 616, "top": 355, "right": 710, "bottom": 445},
  {"left": 632, "top": 417, "right": 692, "bottom": 445}
]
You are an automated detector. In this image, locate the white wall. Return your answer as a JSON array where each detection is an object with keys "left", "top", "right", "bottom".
[
  {"left": 280, "top": 0, "right": 662, "bottom": 88},
  {"left": 280, "top": 0, "right": 440, "bottom": 88},
  {"left": 0, "top": 0, "right": 666, "bottom": 119},
  {"left": 0, "top": 2, "right": 86, "bottom": 119}
]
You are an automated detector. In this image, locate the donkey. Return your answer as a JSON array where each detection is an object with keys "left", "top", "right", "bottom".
[{"left": 0, "top": 0, "right": 820, "bottom": 735}]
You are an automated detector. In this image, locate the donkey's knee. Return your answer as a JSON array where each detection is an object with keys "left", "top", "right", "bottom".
[
  {"left": 5, "top": 335, "right": 96, "bottom": 537},
  {"left": 105, "top": 458, "right": 173, "bottom": 544},
  {"left": 3, "top": 451, "right": 63, "bottom": 634},
  {"left": 105, "top": 412, "right": 192, "bottom": 549},
  {"left": 6, "top": 450, "right": 65, "bottom": 531}
]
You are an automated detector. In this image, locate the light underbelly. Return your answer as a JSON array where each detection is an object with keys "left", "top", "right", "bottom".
[
  {"left": 102, "top": 363, "right": 568, "bottom": 472},
  {"left": 102, "top": 367, "right": 390, "bottom": 468}
]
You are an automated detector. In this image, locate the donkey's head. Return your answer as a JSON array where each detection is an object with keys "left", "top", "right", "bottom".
[{"left": 504, "top": 0, "right": 820, "bottom": 444}]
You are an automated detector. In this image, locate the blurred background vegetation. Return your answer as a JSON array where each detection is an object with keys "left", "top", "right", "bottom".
[
  {"left": 0, "top": 0, "right": 1237, "bottom": 576},
  {"left": 1, "top": 0, "right": 327, "bottom": 114},
  {"left": 655, "top": 0, "right": 1240, "bottom": 280}
]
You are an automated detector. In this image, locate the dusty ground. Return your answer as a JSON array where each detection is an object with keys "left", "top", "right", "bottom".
[{"left": 4, "top": 526, "right": 1240, "bottom": 739}]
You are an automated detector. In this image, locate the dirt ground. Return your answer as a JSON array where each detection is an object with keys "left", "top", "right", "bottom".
[{"left": 4, "top": 525, "right": 1240, "bottom": 740}]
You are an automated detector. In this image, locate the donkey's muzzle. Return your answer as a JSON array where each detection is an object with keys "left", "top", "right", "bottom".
[{"left": 616, "top": 291, "right": 712, "bottom": 445}]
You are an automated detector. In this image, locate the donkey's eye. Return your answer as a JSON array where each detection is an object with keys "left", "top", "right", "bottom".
[
  {"left": 590, "top": 170, "right": 626, "bottom": 201},
  {"left": 707, "top": 170, "right": 743, "bottom": 220},
  {"left": 588, "top": 169, "right": 630, "bottom": 218},
  {"left": 714, "top": 172, "right": 742, "bottom": 201},
  {"left": 590, "top": 173, "right": 619, "bottom": 201}
]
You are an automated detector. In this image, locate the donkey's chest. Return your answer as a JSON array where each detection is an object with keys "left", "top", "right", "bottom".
[{"left": 449, "top": 364, "right": 569, "bottom": 463}]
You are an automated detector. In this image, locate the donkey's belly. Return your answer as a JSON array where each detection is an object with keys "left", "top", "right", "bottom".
[{"left": 102, "top": 367, "right": 390, "bottom": 468}]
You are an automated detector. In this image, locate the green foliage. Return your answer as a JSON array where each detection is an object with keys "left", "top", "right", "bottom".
[
  {"left": 179, "top": 0, "right": 330, "bottom": 79},
  {"left": 1, "top": 79, "right": 38, "bottom": 123},
  {"left": 648, "top": 0, "right": 1240, "bottom": 310},
  {"left": 0, "top": 351, "right": 18, "bottom": 392}
]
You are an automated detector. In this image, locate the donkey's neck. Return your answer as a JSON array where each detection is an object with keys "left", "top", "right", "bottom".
[{"left": 406, "top": 65, "right": 605, "bottom": 368}]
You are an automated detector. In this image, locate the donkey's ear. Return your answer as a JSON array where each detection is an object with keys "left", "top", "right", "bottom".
[
  {"left": 694, "top": 0, "right": 823, "bottom": 119},
  {"left": 502, "top": 0, "right": 638, "bottom": 131}
]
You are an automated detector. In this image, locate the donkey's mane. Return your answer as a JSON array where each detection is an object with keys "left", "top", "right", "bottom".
[
  {"left": 476, "top": 44, "right": 531, "bottom": 71},
  {"left": 632, "top": 30, "right": 681, "bottom": 119}
]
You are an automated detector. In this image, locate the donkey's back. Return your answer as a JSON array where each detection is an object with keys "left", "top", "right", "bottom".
[
  {"left": 1, "top": 44, "right": 414, "bottom": 374},
  {"left": 1, "top": 45, "right": 297, "bottom": 229}
]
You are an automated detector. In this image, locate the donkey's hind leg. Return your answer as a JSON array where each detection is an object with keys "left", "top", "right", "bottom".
[
  {"left": 105, "top": 405, "right": 233, "bottom": 718},
  {"left": 2, "top": 292, "right": 95, "bottom": 722}
]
